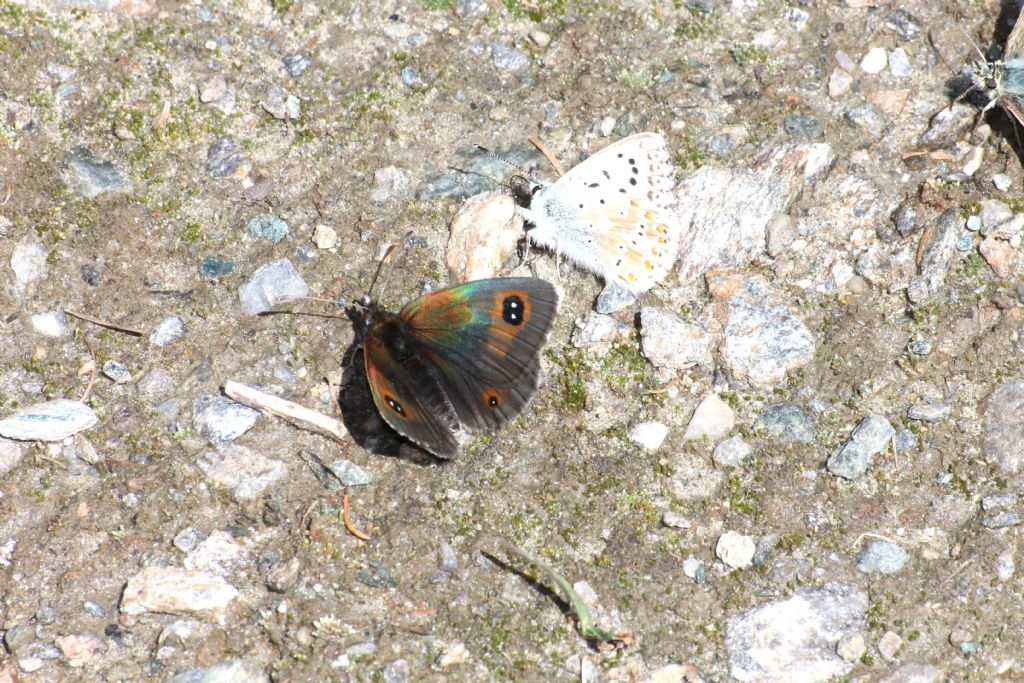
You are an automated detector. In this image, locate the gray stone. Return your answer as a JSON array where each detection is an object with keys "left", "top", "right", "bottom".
[
  {"left": 239, "top": 258, "right": 309, "bottom": 315},
  {"left": 717, "top": 275, "right": 816, "bottom": 387},
  {"left": 754, "top": 403, "right": 816, "bottom": 443},
  {"left": 63, "top": 146, "right": 133, "bottom": 198},
  {"left": 490, "top": 43, "right": 529, "bottom": 71},
  {"left": 192, "top": 395, "right": 260, "bottom": 444},
  {"left": 673, "top": 144, "right": 834, "bottom": 286},
  {"left": 0, "top": 438, "right": 27, "bottom": 476},
  {"left": 984, "top": 378, "right": 1024, "bottom": 473},
  {"left": 979, "top": 199, "right": 1012, "bottom": 228},
  {"left": 438, "top": 543, "right": 458, "bottom": 572},
  {"left": 907, "top": 209, "right": 961, "bottom": 303},
  {"left": 981, "top": 493, "right": 1018, "bottom": 510},
  {"left": 11, "top": 237, "right": 49, "bottom": 288},
  {"left": 855, "top": 540, "right": 910, "bottom": 574},
  {"left": 893, "top": 429, "right": 917, "bottom": 452},
  {"left": 455, "top": 0, "right": 487, "bottom": 19},
  {"left": 30, "top": 310, "right": 68, "bottom": 337},
  {"left": 571, "top": 314, "right": 618, "bottom": 347},
  {"left": 0, "top": 399, "right": 98, "bottom": 442},
  {"left": 206, "top": 137, "right": 245, "bottom": 178},
  {"left": 371, "top": 166, "right": 410, "bottom": 202},
  {"left": 326, "top": 458, "right": 372, "bottom": 486},
  {"left": 282, "top": 54, "right": 310, "bottom": 77},
  {"left": 844, "top": 103, "right": 885, "bottom": 139},
  {"left": 982, "top": 512, "right": 1022, "bottom": 529},
  {"left": 246, "top": 214, "right": 289, "bottom": 243},
  {"left": 783, "top": 114, "right": 823, "bottom": 140},
  {"left": 640, "top": 307, "right": 714, "bottom": 370},
  {"left": 165, "top": 658, "right": 268, "bottom": 683},
  {"left": 887, "top": 48, "right": 912, "bottom": 78},
  {"left": 102, "top": 360, "right": 132, "bottom": 384},
  {"left": 827, "top": 414, "right": 895, "bottom": 479},
  {"left": 712, "top": 435, "right": 753, "bottom": 467},
  {"left": 150, "top": 316, "right": 186, "bottom": 347},
  {"left": 886, "top": 10, "right": 922, "bottom": 40},
  {"left": 594, "top": 282, "right": 636, "bottom": 314},
  {"left": 261, "top": 86, "right": 300, "bottom": 120},
  {"left": 725, "top": 583, "right": 867, "bottom": 682},
  {"left": 196, "top": 444, "right": 287, "bottom": 500},
  {"left": 907, "top": 403, "right": 950, "bottom": 423}
]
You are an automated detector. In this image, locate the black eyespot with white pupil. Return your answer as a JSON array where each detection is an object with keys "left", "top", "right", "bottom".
[
  {"left": 384, "top": 394, "right": 406, "bottom": 416},
  {"left": 502, "top": 294, "right": 525, "bottom": 325}
]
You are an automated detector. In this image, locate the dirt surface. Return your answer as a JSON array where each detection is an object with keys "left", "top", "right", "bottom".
[{"left": 1, "top": 0, "right": 1024, "bottom": 681}]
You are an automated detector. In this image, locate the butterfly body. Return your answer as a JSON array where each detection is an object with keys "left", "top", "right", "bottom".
[
  {"left": 355, "top": 277, "right": 559, "bottom": 458},
  {"left": 520, "top": 132, "right": 681, "bottom": 294},
  {"left": 969, "top": 15, "right": 1024, "bottom": 126}
]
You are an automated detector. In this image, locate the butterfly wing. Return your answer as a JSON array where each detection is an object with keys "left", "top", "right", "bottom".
[
  {"left": 363, "top": 309, "right": 466, "bottom": 458},
  {"left": 524, "top": 132, "right": 680, "bottom": 294},
  {"left": 399, "top": 277, "right": 559, "bottom": 434}
]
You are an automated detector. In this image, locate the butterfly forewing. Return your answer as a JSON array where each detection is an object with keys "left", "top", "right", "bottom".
[
  {"left": 399, "top": 278, "right": 559, "bottom": 433},
  {"left": 525, "top": 132, "right": 681, "bottom": 294}
]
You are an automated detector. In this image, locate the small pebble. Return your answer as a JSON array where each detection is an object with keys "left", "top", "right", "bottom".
[
  {"left": 490, "top": 43, "right": 530, "bottom": 71},
  {"left": 31, "top": 311, "right": 68, "bottom": 337},
  {"left": 173, "top": 527, "right": 203, "bottom": 552},
  {"left": 400, "top": 66, "right": 421, "bottom": 88},
  {"left": 783, "top": 114, "right": 823, "bottom": 140},
  {"left": 662, "top": 511, "right": 690, "bottom": 529},
  {"left": 887, "top": 48, "right": 912, "bottom": 78},
  {"left": 11, "top": 237, "right": 49, "bottom": 288},
  {"left": 682, "top": 556, "right": 705, "bottom": 581},
  {"left": 199, "top": 256, "right": 234, "bottom": 278},
  {"left": 150, "top": 316, "right": 186, "bottom": 347},
  {"left": 283, "top": 54, "right": 311, "bottom": 77},
  {"left": 982, "top": 512, "right": 1022, "bottom": 529},
  {"left": 860, "top": 47, "right": 887, "bottom": 74},
  {"left": 438, "top": 543, "right": 458, "bottom": 573},
  {"left": 996, "top": 551, "right": 1015, "bottom": 581},
  {"left": 893, "top": 429, "right": 917, "bottom": 452},
  {"left": 855, "top": 540, "right": 910, "bottom": 575},
  {"left": 836, "top": 633, "right": 866, "bottom": 662},
  {"left": 754, "top": 403, "right": 816, "bottom": 443},
  {"left": 595, "top": 282, "right": 636, "bottom": 314},
  {"left": 63, "top": 146, "right": 133, "bottom": 198},
  {"left": 206, "top": 137, "right": 245, "bottom": 177},
  {"left": 827, "top": 413, "right": 895, "bottom": 479},
  {"left": 82, "top": 600, "right": 105, "bottom": 618},
  {"left": 965, "top": 215, "right": 982, "bottom": 232},
  {"left": 102, "top": 360, "right": 132, "bottom": 384},
  {"left": 629, "top": 421, "right": 669, "bottom": 450},
  {"left": 716, "top": 531, "right": 756, "bottom": 569},
  {"left": 262, "top": 86, "right": 300, "bottom": 120},
  {"left": 239, "top": 258, "right": 309, "bottom": 315},
  {"left": 845, "top": 103, "right": 885, "bottom": 138},
  {"left": 0, "top": 399, "right": 98, "bottom": 442},
  {"left": 877, "top": 630, "right": 902, "bottom": 661},
  {"left": 371, "top": 166, "right": 410, "bottom": 202},
  {"left": 887, "top": 9, "right": 922, "bottom": 40},
  {"left": 907, "top": 403, "right": 951, "bottom": 423},
  {"left": 993, "top": 173, "right": 1012, "bottom": 191},
  {"left": 193, "top": 395, "right": 261, "bottom": 444},
  {"left": 247, "top": 214, "right": 290, "bottom": 243},
  {"left": 981, "top": 493, "right": 1018, "bottom": 510},
  {"left": 712, "top": 435, "right": 753, "bottom": 467},
  {"left": 80, "top": 264, "right": 100, "bottom": 286},
  {"left": 828, "top": 69, "right": 853, "bottom": 98},
  {"left": 529, "top": 30, "right": 551, "bottom": 48},
  {"left": 835, "top": 51, "right": 856, "bottom": 72},
  {"left": 312, "top": 224, "right": 338, "bottom": 250},
  {"left": 684, "top": 394, "right": 735, "bottom": 441},
  {"left": 326, "top": 458, "right": 372, "bottom": 486}
]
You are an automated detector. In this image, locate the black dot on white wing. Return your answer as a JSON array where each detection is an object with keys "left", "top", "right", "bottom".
[
  {"left": 600, "top": 199, "right": 605, "bottom": 204},
  {"left": 579, "top": 203, "right": 583, "bottom": 208},
  {"left": 619, "top": 188, "right": 626, "bottom": 193},
  {"left": 629, "top": 177, "right": 637, "bottom": 186},
  {"left": 628, "top": 158, "right": 635, "bottom": 164},
  {"left": 617, "top": 153, "right": 623, "bottom": 158},
  {"left": 588, "top": 182, "right": 600, "bottom": 188},
  {"left": 632, "top": 166, "right": 639, "bottom": 174}
]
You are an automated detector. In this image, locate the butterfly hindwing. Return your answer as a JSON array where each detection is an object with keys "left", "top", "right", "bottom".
[
  {"left": 363, "top": 310, "right": 465, "bottom": 458},
  {"left": 523, "top": 132, "right": 680, "bottom": 294},
  {"left": 399, "top": 277, "right": 559, "bottom": 433}
]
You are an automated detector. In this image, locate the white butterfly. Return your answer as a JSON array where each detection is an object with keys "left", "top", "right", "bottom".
[{"left": 518, "top": 132, "right": 681, "bottom": 294}]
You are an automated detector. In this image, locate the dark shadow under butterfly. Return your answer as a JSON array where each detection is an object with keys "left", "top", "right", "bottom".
[{"left": 343, "top": 277, "right": 559, "bottom": 459}]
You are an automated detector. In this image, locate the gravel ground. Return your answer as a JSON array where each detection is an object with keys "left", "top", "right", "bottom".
[{"left": 1, "top": 0, "right": 1024, "bottom": 681}]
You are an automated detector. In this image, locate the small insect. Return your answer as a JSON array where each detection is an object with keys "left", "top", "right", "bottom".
[
  {"left": 518, "top": 133, "right": 682, "bottom": 295},
  {"left": 961, "top": 14, "right": 1024, "bottom": 127}
]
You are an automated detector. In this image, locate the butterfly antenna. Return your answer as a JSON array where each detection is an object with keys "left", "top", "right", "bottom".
[
  {"left": 367, "top": 230, "right": 413, "bottom": 301},
  {"left": 475, "top": 145, "right": 540, "bottom": 184}
]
